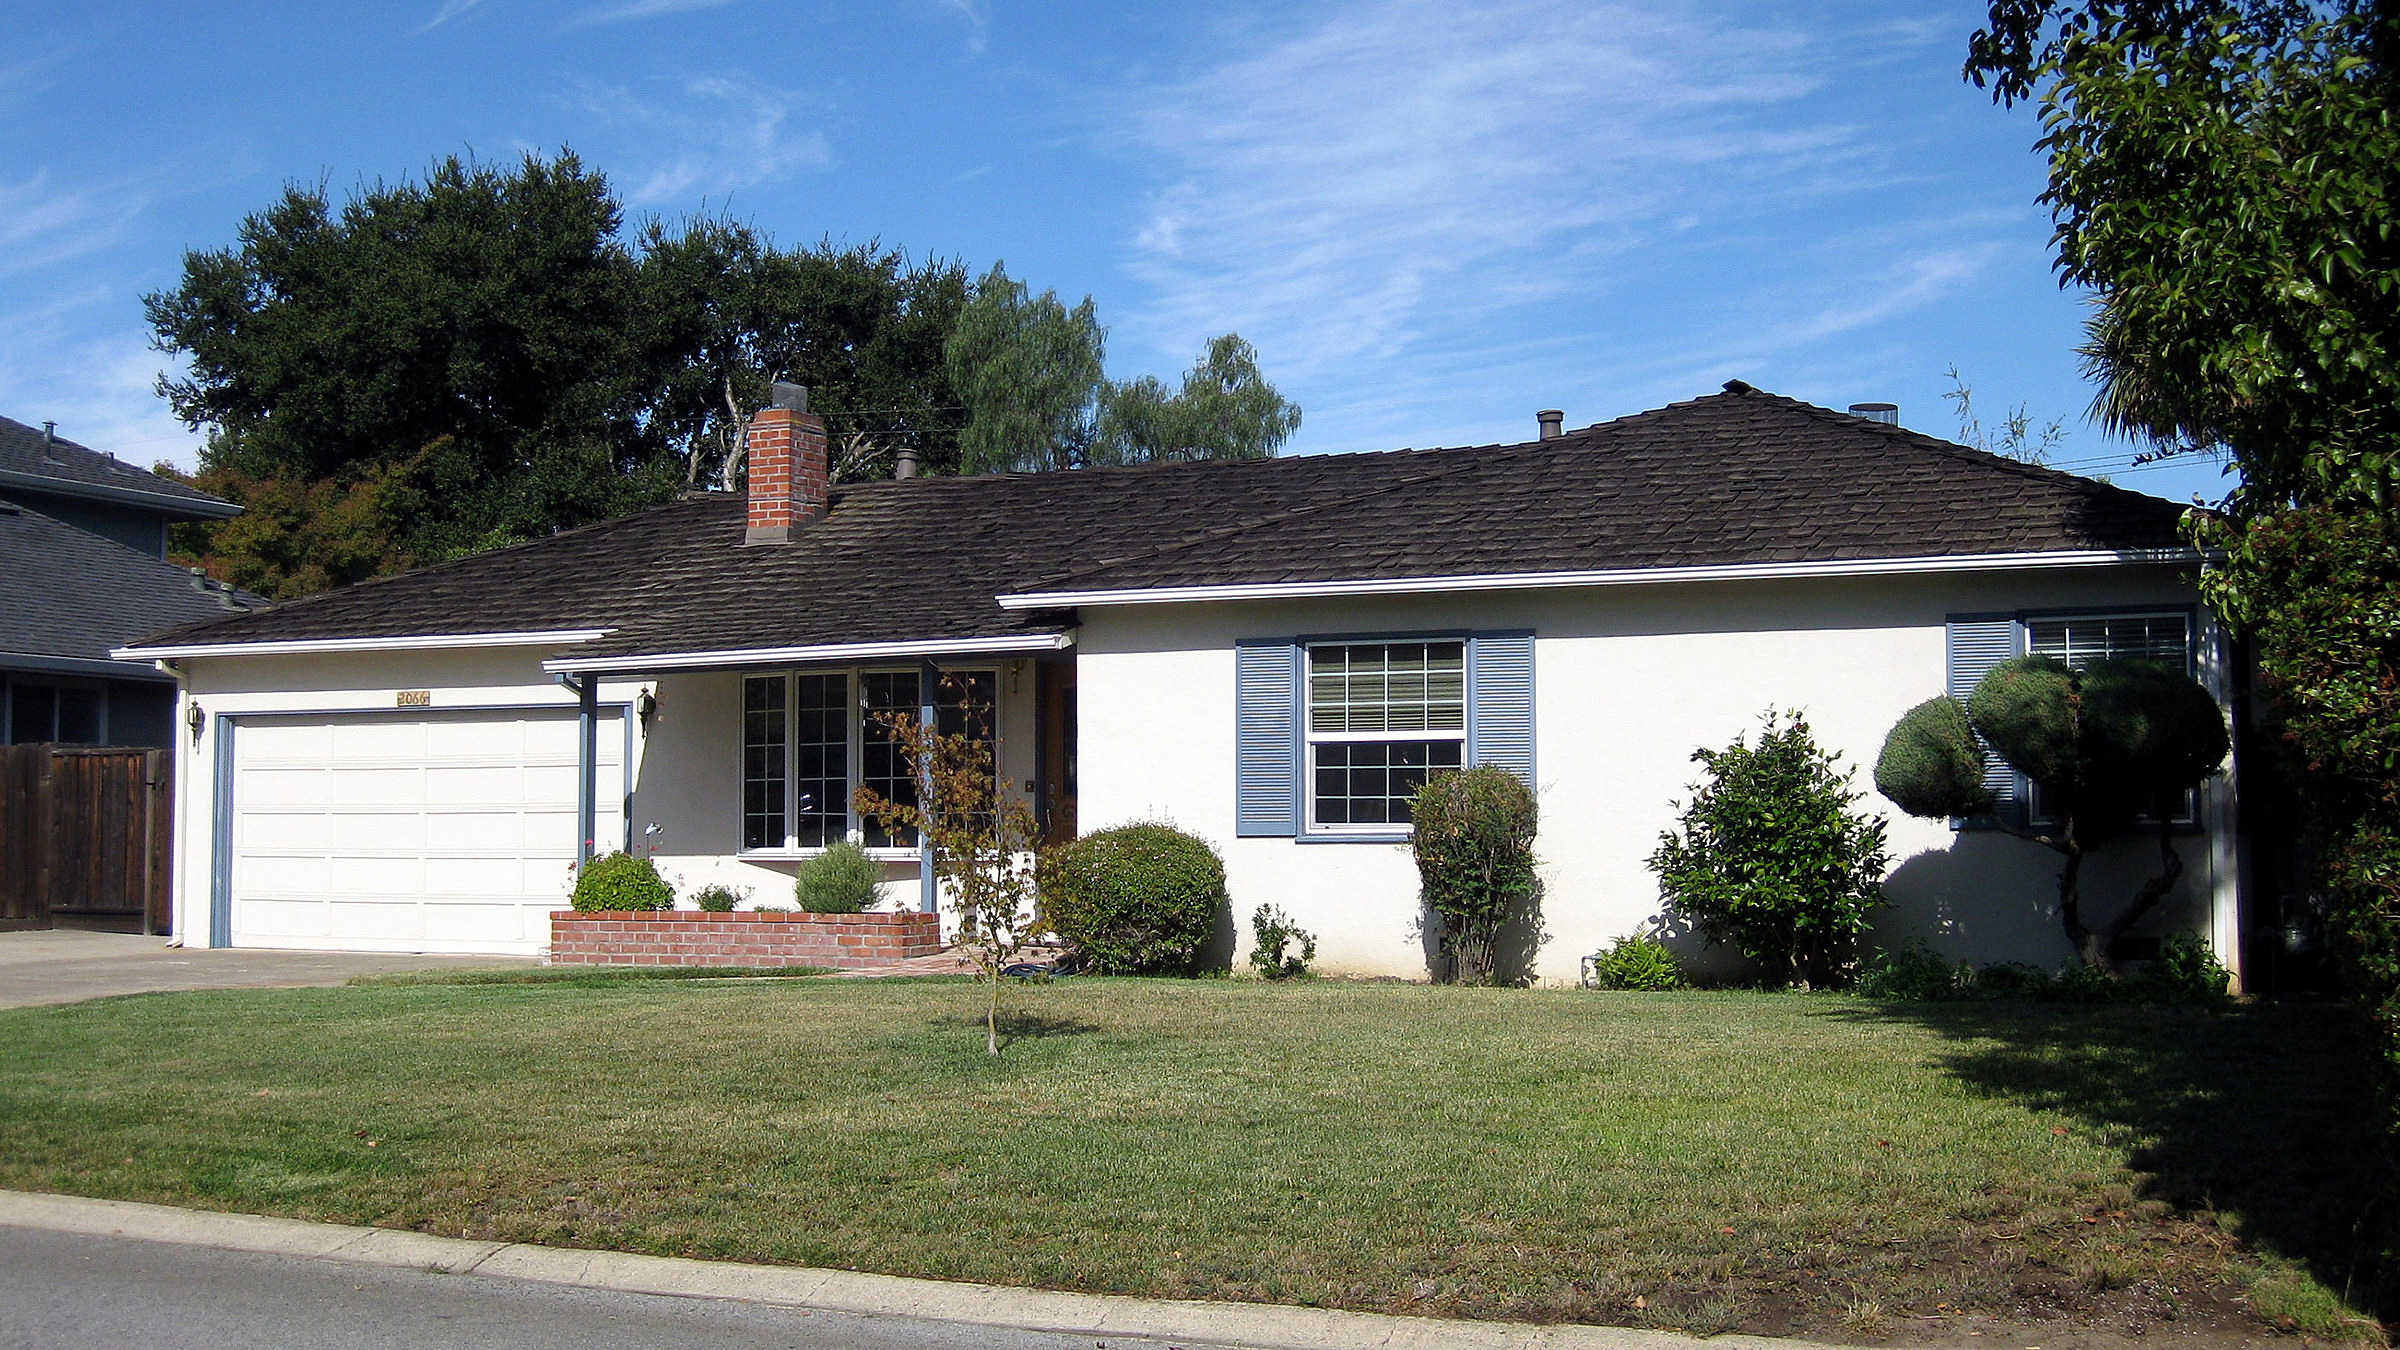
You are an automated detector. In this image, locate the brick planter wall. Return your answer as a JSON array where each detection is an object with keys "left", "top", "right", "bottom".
[{"left": 549, "top": 910, "right": 944, "bottom": 970}]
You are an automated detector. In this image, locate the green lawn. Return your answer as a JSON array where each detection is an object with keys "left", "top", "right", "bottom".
[{"left": 0, "top": 978, "right": 2378, "bottom": 1341}]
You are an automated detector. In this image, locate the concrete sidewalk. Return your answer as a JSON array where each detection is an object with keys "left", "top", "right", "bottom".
[
  {"left": 0, "top": 1190, "right": 1807, "bottom": 1350},
  {"left": 0, "top": 929, "right": 535, "bottom": 1009}
]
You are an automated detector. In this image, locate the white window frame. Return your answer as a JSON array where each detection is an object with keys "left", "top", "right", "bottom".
[
  {"left": 1302, "top": 638, "right": 1467, "bottom": 837},
  {"left": 739, "top": 665, "right": 998, "bottom": 859},
  {"left": 2022, "top": 609, "right": 2199, "bottom": 828}
]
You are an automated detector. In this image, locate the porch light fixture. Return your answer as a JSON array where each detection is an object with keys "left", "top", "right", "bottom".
[
  {"left": 186, "top": 703, "right": 204, "bottom": 744},
  {"left": 636, "top": 687, "right": 658, "bottom": 727}
]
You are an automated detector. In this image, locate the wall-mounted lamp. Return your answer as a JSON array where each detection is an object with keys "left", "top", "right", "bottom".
[
  {"left": 186, "top": 703, "right": 205, "bottom": 745},
  {"left": 635, "top": 687, "right": 658, "bottom": 727}
]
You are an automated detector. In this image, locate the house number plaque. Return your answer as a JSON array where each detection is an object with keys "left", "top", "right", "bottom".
[{"left": 396, "top": 690, "right": 432, "bottom": 707}]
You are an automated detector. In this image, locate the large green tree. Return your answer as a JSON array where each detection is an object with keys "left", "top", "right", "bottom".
[
  {"left": 1968, "top": 0, "right": 2400, "bottom": 1274},
  {"left": 945, "top": 263, "right": 1302, "bottom": 474},
  {"left": 150, "top": 152, "right": 677, "bottom": 590}
]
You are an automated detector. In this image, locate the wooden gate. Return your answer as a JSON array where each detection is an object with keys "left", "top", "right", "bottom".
[{"left": 0, "top": 745, "right": 173, "bottom": 932}]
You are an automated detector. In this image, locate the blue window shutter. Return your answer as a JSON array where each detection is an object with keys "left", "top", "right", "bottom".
[
  {"left": 1467, "top": 631, "right": 1535, "bottom": 789},
  {"left": 1945, "top": 613, "right": 2024, "bottom": 826},
  {"left": 1235, "top": 639, "right": 1301, "bottom": 837}
]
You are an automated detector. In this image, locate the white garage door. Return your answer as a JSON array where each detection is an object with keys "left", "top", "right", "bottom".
[{"left": 227, "top": 707, "right": 627, "bottom": 954}]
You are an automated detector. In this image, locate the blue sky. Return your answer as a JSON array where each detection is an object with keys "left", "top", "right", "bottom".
[{"left": 3, "top": 0, "right": 2230, "bottom": 505}]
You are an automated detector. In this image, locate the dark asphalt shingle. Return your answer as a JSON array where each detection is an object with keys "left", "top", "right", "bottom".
[
  {"left": 132, "top": 385, "right": 2192, "bottom": 660},
  {"left": 0, "top": 500, "right": 262, "bottom": 668},
  {"left": 0, "top": 415, "right": 235, "bottom": 518}
]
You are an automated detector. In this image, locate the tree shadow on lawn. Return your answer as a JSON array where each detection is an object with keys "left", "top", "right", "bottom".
[{"left": 1815, "top": 997, "right": 2394, "bottom": 1318}]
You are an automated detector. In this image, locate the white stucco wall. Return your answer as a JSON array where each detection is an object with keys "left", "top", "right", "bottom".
[
  {"left": 1072, "top": 565, "right": 2235, "bottom": 987},
  {"left": 166, "top": 647, "right": 1041, "bottom": 951}
]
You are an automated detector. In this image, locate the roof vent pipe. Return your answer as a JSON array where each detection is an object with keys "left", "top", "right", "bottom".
[
  {"left": 1848, "top": 402, "right": 1899, "bottom": 426},
  {"left": 894, "top": 446, "right": 920, "bottom": 480},
  {"left": 41, "top": 421, "right": 56, "bottom": 444},
  {"left": 1536, "top": 409, "right": 1564, "bottom": 440}
]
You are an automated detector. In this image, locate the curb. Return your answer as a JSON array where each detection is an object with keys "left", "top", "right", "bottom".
[{"left": 0, "top": 1189, "right": 1810, "bottom": 1350}]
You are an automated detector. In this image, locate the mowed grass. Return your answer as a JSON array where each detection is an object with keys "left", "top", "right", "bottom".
[{"left": 0, "top": 979, "right": 2377, "bottom": 1338}]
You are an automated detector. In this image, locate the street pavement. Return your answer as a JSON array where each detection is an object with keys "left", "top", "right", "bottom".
[
  {"left": 0, "top": 1225, "right": 1192, "bottom": 1350},
  {"left": 0, "top": 928, "right": 535, "bottom": 1008}
]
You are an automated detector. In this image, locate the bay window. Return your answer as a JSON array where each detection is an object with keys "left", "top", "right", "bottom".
[{"left": 741, "top": 667, "right": 996, "bottom": 853}]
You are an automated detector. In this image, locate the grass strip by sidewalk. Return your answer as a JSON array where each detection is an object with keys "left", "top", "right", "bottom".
[{"left": 0, "top": 979, "right": 2377, "bottom": 1342}]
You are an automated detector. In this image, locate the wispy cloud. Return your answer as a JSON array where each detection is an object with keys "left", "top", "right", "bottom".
[
  {"left": 576, "top": 0, "right": 738, "bottom": 27},
  {"left": 416, "top": 0, "right": 490, "bottom": 35},
  {"left": 1105, "top": 0, "right": 2006, "bottom": 448},
  {"left": 567, "top": 74, "right": 832, "bottom": 208},
  {"left": 939, "top": 0, "right": 989, "bottom": 56}
]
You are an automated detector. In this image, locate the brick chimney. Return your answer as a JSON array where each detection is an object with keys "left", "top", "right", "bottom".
[{"left": 746, "top": 382, "right": 826, "bottom": 545}]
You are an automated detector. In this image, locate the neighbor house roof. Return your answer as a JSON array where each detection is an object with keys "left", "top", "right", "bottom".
[
  {"left": 124, "top": 385, "right": 2195, "bottom": 666},
  {"left": 0, "top": 415, "right": 239, "bottom": 519},
  {"left": 0, "top": 499, "right": 261, "bottom": 678}
]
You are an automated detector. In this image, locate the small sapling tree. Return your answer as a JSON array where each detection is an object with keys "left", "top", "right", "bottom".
[
  {"left": 855, "top": 674, "right": 1043, "bottom": 1055},
  {"left": 1874, "top": 655, "right": 2229, "bottom": 973},
  {"left": 1650, "top": 711, "right": 1890, "bottom": 988}
]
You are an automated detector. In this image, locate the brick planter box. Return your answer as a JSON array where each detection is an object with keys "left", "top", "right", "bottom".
[{"left": 549, "top": 909, "right": 944, "bottom": 970}]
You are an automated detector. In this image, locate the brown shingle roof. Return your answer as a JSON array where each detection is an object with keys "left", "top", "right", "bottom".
[{"left": 133, "top": 385, "right": 2192, "bottom": 659}]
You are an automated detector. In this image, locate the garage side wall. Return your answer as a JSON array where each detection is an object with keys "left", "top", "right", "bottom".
[{"left": 1072, "top": 566, "right": 2235, "bottom": 986}]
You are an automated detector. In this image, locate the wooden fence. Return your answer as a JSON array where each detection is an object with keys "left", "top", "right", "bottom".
[{"left": 0, "top": 745, "right": 173, "bottom": 932}]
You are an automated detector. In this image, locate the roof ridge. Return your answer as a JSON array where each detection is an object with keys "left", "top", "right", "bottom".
[{"left": 1734, "top": 386, "right": 2189, "bottom": 511}]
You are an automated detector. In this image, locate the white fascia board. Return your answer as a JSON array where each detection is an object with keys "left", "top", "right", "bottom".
[
  {"left": 542, "top": 632, "right": 1075, "bottom": 675},
  {"left": 112, "top": 629, "right": 614, "bottom": 661},
  {"left": 995, "top": 548, "right": 2206, "bottom": 610}
]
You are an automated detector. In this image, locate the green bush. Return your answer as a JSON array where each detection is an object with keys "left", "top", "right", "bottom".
[
  {"left": 2143, "top": 933, "right": 2233, "bottom": 1003},
  {"left": 1585, "top": 933, "right": 1682, "bottom": 990},
  {"left": 795, "top": 840, "right": 882, "bottom": 913},
  {"left": 1874, "top": 696, "right": 1993, "bottom": 819},
  {"left": 1040, "top": 823, "right": 1227, "bottom": 974},
  {"left": 1409, "top": 765, "right": 1539, "bottom": 986},
  {"left": 1855, "top": 945, "right": 1965, "bottom": 1001},
  {"left": 1650, "top": 710, "right": 1889, "bottom": 988},
  {"left": 570, "top": 852, "right": 673, "bottom": 913},
  {"left": 1248, "top": 904, "right": 1316, "bottom": 980},
  {"left": 693, "top": 883, "right": 746, "bottom": 913}
]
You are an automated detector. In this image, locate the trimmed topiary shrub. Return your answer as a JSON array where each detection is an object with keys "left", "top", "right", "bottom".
[
  {"left": 1651, "top": 710, "right": 1889, "bottom": 988},
  {"left": 1040, "top": 823, "right": 1228, "bottom": 974},
  {"left": 570, "top": 852, "right": 673, "bottom": 913},
  {"left": 1584, "top": 932, "right": 1683, "bottom": 990},
  {"left": 1410, "top": 765, "right": 1540, "bottom": 985},
  {"left": 795, "top": 840, "right": 882, "bottom": 914},
  {"left": 1874, "top": 695, "right": 1993, "bottom": 819},
  {"left": 1248, "top": 904, "right": 1317, "bottom": 980}
]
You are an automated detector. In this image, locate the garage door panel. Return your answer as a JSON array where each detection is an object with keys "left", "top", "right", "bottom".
[{"left": 229, "top": 707, "right": 625, "bottom": 955}]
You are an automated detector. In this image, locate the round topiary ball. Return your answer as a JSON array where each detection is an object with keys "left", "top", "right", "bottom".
[
  {"left": 1874, "top": 695, "right": 1993, "bottom": 819},
  {"left": 570, "top": 851, "right": 674, "bottom": 912},
  {"left": 1039, "top": 823, "right": 1227, "bottom": 975},
  {"left": 1967, "top": 655, "right": 2081, "bottom": 792}
]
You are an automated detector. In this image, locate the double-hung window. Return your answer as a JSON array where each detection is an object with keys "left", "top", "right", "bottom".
[
  {"left": 741, "top": 668, "right": 996, "bottom": 853},
  {"left": 1306, "top": 641, "right": 1467, "bottom": 831}
]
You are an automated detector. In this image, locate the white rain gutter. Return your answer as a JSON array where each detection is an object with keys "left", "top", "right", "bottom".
[
  {"left": 541, "top": 632, "right": 1074, "bottom": 675},
  {"left": 996, "top": 548, "right": 2205, "bottom": 610},
  {"left": 113, "top": 629, "right": 613, "bottom": 660}
]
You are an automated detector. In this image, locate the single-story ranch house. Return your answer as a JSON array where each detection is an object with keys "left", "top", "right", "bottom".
[{"left": 120, "top": 383, "right": 2242, "bottom": 986}]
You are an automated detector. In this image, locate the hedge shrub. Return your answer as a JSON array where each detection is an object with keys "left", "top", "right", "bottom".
[
  {"left": 570, "top": 852, "right": 673, "bottom": 913},
  {"left": 1651, "top": 710, "right": 1888, "bottom": 988},
  {"left": 1040, "top": 823, "right": 1227, "bottom": 974},
  {"left": 1410, "top": 765, "right": 1539, "bottom": 985},
  {"left": 795, "top": 840, "right": 881, "bottom": 913}
]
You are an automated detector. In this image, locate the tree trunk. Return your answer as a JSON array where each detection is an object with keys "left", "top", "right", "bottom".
[
  {"left": 2096, "top": 819, "right": 2186, "bottom": 956},
  {"left": 2056, "top": 817, "right": 2112, "bottom": 973},
  {"left": 986, "top": 968, "right": 1000, "bottom": 1056}
]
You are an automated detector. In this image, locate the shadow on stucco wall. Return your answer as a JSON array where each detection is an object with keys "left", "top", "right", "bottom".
[
  {"left": 1875, "top": 834, "right": 2212, "bottom": 973},
  {"left": 1197, "top": 887, "right": 1238, "bottom": 975}
]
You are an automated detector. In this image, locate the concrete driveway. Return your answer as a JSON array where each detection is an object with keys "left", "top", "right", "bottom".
[{"left": 0, "top": 929, "right": 537, "bottom": 1009}]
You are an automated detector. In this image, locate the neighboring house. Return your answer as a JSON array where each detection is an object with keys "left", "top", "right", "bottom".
[
  {"left": 119, "top": 383, "right": 2241, "bottom": 986},
  {"left": 0, "top": 416, "right": 254, "bottom": 746}
]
